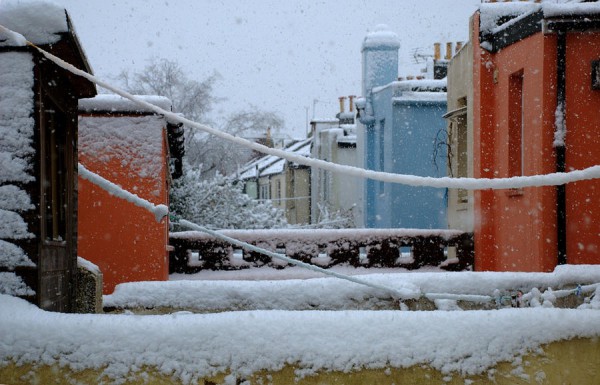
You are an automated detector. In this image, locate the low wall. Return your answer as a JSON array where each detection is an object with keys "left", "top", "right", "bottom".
[
  {"left": 169, "top": 229, "right": 474, "bottom": 274},
  {"left": 1, "top": 338, "right": 598, "bottom": 384}
]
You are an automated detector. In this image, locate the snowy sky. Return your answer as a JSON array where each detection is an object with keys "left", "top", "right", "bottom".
[{"left": 52, "top": 0, "right": 480, "bottom": 137}]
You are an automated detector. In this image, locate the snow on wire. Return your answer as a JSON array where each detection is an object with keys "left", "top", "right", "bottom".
[
  {"left": 81, "top": 161, "right": 491, "bottom": 303},
  {"left": 12, "top": 28, "right": 597, "bottom": 304},
  {"left": 80, "top": 163, "right": 423, "bottom": 301},
  {"left": 19, "top": 32, "right": 600, "bottom": 191}
]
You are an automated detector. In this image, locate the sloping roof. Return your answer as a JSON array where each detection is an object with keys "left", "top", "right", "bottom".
[
  {"left": 0, "top": 1, "right": 96, "bottom": 97},
  {"left": 238, "top": 138, "right": 312, "bottom": 180},
  {"left": 479, "top": 1, "right": 600, "bottom": 52}
]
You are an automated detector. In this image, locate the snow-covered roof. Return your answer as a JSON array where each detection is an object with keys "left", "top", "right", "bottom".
[
  {"left": 479, "top": 1, "right": 600, "bottom": 35},
  {"left": 238, "top": 138, "right": 312, "bottom": 179},
  {"left": 79, "top": 95, "right": 173, "bottom": 114},
  {"left": 0, "top": 1, "right": 69, "bottom": 46},
  {"left": 361, "top": 24, "right": 400, "bottom": 51}
]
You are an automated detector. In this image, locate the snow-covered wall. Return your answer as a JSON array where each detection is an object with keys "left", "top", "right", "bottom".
[{"left": 0, "top": 51, "right": 36, "bottom": 296}]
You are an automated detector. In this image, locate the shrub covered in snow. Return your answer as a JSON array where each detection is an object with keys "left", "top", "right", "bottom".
[{"left": 170, "top": 169, "right": 288, "bottom": 230}]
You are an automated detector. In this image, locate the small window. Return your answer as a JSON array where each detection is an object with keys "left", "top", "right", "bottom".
[
  {"left": 508, "top": 70, "right": 524, "bottom": 177},
  {"left": 592, "top": 60, "right": 600, "bottom": 90}
]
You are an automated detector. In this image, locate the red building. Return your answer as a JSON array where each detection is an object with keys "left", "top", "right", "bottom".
[
  {"left": 78, "top": 95, "right": 184, "bottom": 294},
  {"left": 473, "top": 2, "right": 600, "bottom": 271}
]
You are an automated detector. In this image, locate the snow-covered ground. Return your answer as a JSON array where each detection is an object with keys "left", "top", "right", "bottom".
[
  {"left": 106, "top": 264, "right": 600, "bottom": 312},
  {"left": 2, "top": 265, "right": 600, "bottom": 384}
]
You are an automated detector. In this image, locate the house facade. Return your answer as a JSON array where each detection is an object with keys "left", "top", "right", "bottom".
[
  {"left": 78, "top": 95, "right": 184, "bottom": 294},
  {"left": 472, "top": 2, "right": 600, "bottom": 271},
  {"left": 0, "top": 3, "right": 96, "bottom": 311},
  {"left": 238, "top": 138, "right": 312, "bottom": 225},
  {"left": 310, "top": 104, "right": 360, "bottom": 227},
  {"left": 446, "top": 37, "right": 475, "bottom": 233},
  {"left": 356, "top": 25, "right": 448, "bottom": 229}
]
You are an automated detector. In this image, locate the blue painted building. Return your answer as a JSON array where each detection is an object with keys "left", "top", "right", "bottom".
[{"left": 356, "top": 25, "right": 448, "bottom": 229}]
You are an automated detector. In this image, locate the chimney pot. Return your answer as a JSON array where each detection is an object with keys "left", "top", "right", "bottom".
[
  {"left": 434, "top": 42, "right": 441, "bottom": 61},
  {"left": 348, "top": 95, "right": 355, "bottom": 112},
  {"left": 338, "top": 96, "right": 347, "bottom": 113},
  {"left": 455, "top": 41, "right": 463, "bottom": 53},
  {"left": 445, "top": 42, "right": 452, "bottom": 60}
]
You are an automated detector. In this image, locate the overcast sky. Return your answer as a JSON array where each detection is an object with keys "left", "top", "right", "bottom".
[{"left": 54, "top": 0, "right": 480, "bottom": 137}]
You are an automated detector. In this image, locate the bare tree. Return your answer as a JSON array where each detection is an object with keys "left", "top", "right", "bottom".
[
  {"left": 119, "top": 57, "right": 220, "bottom": 123},
  {"left": 119, "top": 58, "right": 286, "bottom": 177}
]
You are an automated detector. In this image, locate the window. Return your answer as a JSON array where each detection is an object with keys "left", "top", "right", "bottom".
[
  {"left": 42, "top": 96, "right": 68, "bottom": 242},
  {"left": 259, "top": 183, "right": 270, "bottom": 200},
  {"left": 276, "top": 180, "right": 281, "bottom": 200},
  {"left": 592, "top": 60, "right": 600, "bottom": 90},
  {"left": 508, "top": 70, "right": 524, "bottom": 177}
]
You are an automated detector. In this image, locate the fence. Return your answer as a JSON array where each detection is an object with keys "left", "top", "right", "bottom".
[{"left": 169, "top": 229, "right": 474, "bottom": 274}]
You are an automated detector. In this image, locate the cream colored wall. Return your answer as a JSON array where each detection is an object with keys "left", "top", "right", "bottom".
[
  {"left": 286, "top": 167, "right": 311, "bottom": 225},
  {"left": 3, "top": 338, "right": 599, "bottom": 385},
  {"left": 446, "top": 32, "right": 474, "bottom": 232}
]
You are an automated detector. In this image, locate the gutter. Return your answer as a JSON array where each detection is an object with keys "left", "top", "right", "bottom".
[{"left": 556, "top": 30, "right": 567, "bottom": 265}]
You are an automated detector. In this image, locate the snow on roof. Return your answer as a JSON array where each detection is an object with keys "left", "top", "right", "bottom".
[
  {"left": 480, "top": 1, "right": 600, "bottom": 35},
  {"left": 479, "top": 3, "right": 540, "bottom": 35},
  {"left": 79, "top": 95, "right": 173, "bottom": 114},
  {"left": 370, "top": 78, "right": 447, "bottom": 103},
  {"left": 238, "top": 138, "right": 312, "bottom": 179},
  {"left": 77, "top": 256, "right": 101, "bottom": 275},
  {"left": 373, "top": 78, "right": 447, "bottom": 96},
  {"left": 544, "top": 2, "right": 600, "bottom": 18},
  {"left": 362, "top": 24, "right": 401, "bottom": 50},
  {"left": 2, "top": 265, "right": 600, "bottom": 383},
  {"left": 79, "top": 115, "right": 167, "bottom": 184},
  {"left": 0, "top": 1, "right": 69, "bottom": 45}
]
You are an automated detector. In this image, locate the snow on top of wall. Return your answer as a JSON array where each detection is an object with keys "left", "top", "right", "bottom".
[
  {"left": 480, "top": 1, "right": 600, "bottom": 35},
  {"left": 77, "top": 256, "right": 101, "bottom": 275},
  {"left": 170, "top": 228, "right": 464, "bottom": 243},
  {"left": 393, "top": 92, "right": 448, "bottom": 103},
  {"left": 373, "top": 79, "right": 447, "bottom": 98},
  {"left": 78, "top": 115, "right": 166, "bottom": 180},
  {"left": 79, "top": 95, "right": 173, "bottom": 114},
  {"left": 3, "top": 265, "right": 600, "bottom": 382},
  {"left": 362, "top": 24, "right": 400, "bottom": 50},
  {"left": 0, "top": 1, "right": 68, "bottom": 45}
]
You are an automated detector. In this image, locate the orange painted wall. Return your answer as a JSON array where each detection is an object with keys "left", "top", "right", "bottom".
[
  {"left": 564, "top": 33, "right": 600, "bottom": 264},
  {"left": 473, "top": 14, "right": 558, "bottom": 272},
  {"left": 78, "top": 115, "right": 169, "bottom": 294}
]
